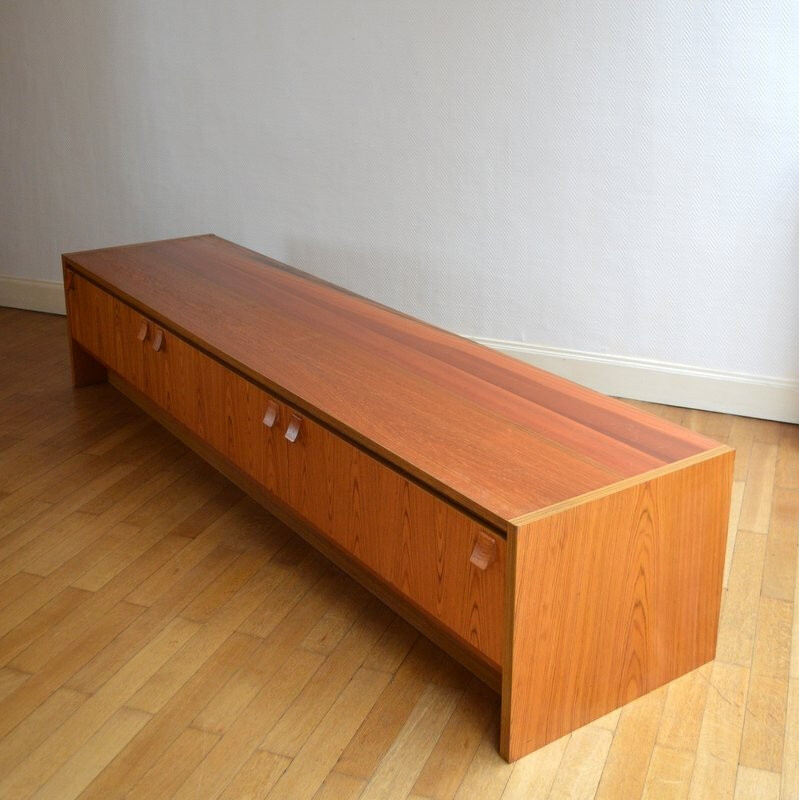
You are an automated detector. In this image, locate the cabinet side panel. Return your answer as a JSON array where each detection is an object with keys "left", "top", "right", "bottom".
[
  {"left": 501, "top": 448, "right": 734, "bottom": 761},
  {"left": 63, "top": 264, "right": 107, "bottom": 388}
]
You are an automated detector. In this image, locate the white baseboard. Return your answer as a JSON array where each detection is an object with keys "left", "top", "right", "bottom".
[
  {"left": 1, "top": 275, "right": 794, "bottom": 423},
  {"left": 0, "top": 275, "right": 65, "bottom": 315},
  {"left": 472, "top": 336, "right": 799, "bottom": 424}
]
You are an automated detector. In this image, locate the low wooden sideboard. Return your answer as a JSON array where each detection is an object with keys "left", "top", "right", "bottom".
[{"left": 62, "top": 235, "right": 734, "bottom": 761}]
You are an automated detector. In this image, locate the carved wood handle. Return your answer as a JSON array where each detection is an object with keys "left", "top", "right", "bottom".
[
  {"left": 285, "top": 414, "right": 302, "bottom": 443},
  {"left": 64, "top": 271, "right": 74, "bottom": 291},
  {"left": 470, "top": 532, "right": 497, "bottom": 570},
  {"left": 262, "top": 401, "right": 279, "bottom": 428},
  {"left": 137, "top": 321, "right": 149, "bottom": 342},
  {"left": 151, "top": 329, "right": 164, "bottom": 352}
]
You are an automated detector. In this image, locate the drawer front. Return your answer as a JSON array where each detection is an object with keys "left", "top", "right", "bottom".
[
  {"left": 66, "top": 278, "right": 504, "bottom": 665},
  {"left": 282, "top": 412, "right": 505, "bottom": 666}
]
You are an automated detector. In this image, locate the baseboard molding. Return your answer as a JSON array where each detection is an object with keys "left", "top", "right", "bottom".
[
  {"left": 472, "top": 336, "right": 798, "bottom": 424},
  {"left": 2, "top": 276, "right": 794, "bottom": 422},
  {"left": 0, "top": 275, "right": 65, "bottom": 315}
]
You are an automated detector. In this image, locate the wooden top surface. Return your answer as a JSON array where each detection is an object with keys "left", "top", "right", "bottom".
[{"left": 64, "top": 235, "right": 722, "bottom": 525}]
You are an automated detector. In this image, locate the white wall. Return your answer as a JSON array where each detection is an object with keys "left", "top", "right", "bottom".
[{"left": 1, "top": 1, "right": 797, "bottom": 420}]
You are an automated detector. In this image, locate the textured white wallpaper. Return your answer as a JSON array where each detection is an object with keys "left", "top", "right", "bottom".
[{"left": 1, "top": 1, "right": 797, "bottom": 382}]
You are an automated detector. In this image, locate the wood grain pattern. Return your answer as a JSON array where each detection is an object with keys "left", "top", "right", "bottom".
[
  {"left": 64, "top": 271, "right": 115, "bottom": 367},
  {"left": 109, "top": 372, "right": 503, "bottom": 687},
  {"left": 102, "top": 305, "right": 507, "bottom": 665},
  {"left": 61, "top": 238, "right": 734, "bottom": 764},
  {"left": 65, "top": 272, "right": 506, "bottom": 666},
  {"left": 501, "top": 447, "right": 734, "bottom": 760},
  {"left": 63, "top": 271, "right": 109, "bottom": 388},
  {"left": 282, "top": 408, "right": 505, "bottom": 666},
  {"left": 63, "top": 237, "right": 720, "bottom": 523}
]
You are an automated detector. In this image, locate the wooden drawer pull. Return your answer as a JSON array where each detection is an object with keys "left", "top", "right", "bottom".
[
  {"left": 151, "top": 329, "right": 164, "bottom": 352},
  {"left": 262, "top": 401, "right": 279, "bottom": 428},
  {"left": 470, "top": 532, "right": 497, "bottom": 570},
  {"left": 64, "top": 271, "right": 74, "bottom": 291},
  {"left": 137, "top": 321, "right": 149, "bottom": 342},
  {"left": 285, "top": 414, "right": 302, "bottom": 443}
]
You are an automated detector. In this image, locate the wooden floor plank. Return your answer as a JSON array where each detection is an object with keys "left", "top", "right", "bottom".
[
  {"left": 499, "top": 735, "right": 569, "bottom": 800},
  {"left": 127, "top": 550, "right": 304, "bottom": 716},
  {"left": 687, "top": 662, "right": 749, "bottom": 800},
  {"left": 0, "top": 523, "right": 142, "bottom": 648},
  {"left": 411, "top": 676, "right": 497, "bottom": 800},
  {"left": 0, "top": 500, "right": 52, "bottom": 545},
  {"left": 716, "top": 531, "right": 769, "bottom": 666},
  {"left": 0, "top": 666, "right": 31, "bottom": 703},
  {"left": 592, "top": 708, "right": 622, "bottom": 733},
  {"left": 595, "top": 686, "right": 667, "bottom": 799},
  {"left": 360, "top": 681, "right": 462, "bottom": 800},
  {"left": 125, "top": 726, "right": 221, "bottom": 800},
  {"left": 219, "top": 750, "right": 290, "bottom": 800},
  {"left": 9, "top": 537, "right": 186, "bottom": 675},
  {"left": 0, "top": 437, "right": 140, "bottom": 530},
  {"left": 334, "top": 637, "right": 461, "bottom": 781},
  {"left": 545, "top": 726, "right": 614, "bottom": 800},
  {"left": 762, "top": 487, "right": 798, "bottom": 602},
  {"left": 781, "top": 677, "right": 798, "bottom": 800},
  {"left": 656, "top": 662, "right": 712, "bottom": 754},
  {"left": 312, "top": 771, "right": 366, "bottom": 800},
  {"left": 107, "top": 570, "right": 341, "bottom": 799},
  {"left": 361, "top": 615, "right": 419, "bottom": 674},
  {"left": 69, "top": 523, "right": 171, "bottom": 594},
  {"left": 641, "top": 744, "right": 695, "bottom": 800},
  {"left": 740, "top": 672, "right": 787, "bottom": 773},
  {"left": 0, "top": 586, "right": 91, "bottom": 667},
  {"left": 0, "top": 445, "right": 193, "bottom": 614},
  {"left": 172, "top": 647, "right": 325, "bottom": 800},
  {"left": 265, "top": 666, "right": 390, "bottom": 799},
  {"left": 775, "top": 427, "right": 798, "bottom": 491},
  {"left": 739, "top": 442, "right": 778, "bottom": 533},
  {"left": 0, "top": 599, "right": 145, "bottom": 740},
  {"left": 734, "top": 765, "right": 782, "bottom": 800},
  {"left": 727, "top": 417, "right": 755, "bottom": 483},
  {"left": 0, "top": 572, "right": 42, "bottom": 612},
  {"left": 452, "top": 715, "right": 514, "bottom": 800},
  {"left": 0, "top": 687, "right": 87, "bottom": 777},
  {"left": 751, "top": 597, "right": 794, "bottom": 680},
  {"left": 258, "top": 602, "right": 392, "bottom": 759},
  {"left": 79, "top": 632, "right": 263, "bottom": 799},
  {"left": 31, "top": 706, "right": 152, "bottom": 800},
  {"left": 0, "top": 616, "right": 198, "bottom": 798},
  {"left": 723, "top": 481, "right": 746, "bottom": 589}
]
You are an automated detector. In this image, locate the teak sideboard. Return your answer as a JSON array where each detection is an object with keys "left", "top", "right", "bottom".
[{"left": 62, "top": 235, "right": 734, "bottom": 761}]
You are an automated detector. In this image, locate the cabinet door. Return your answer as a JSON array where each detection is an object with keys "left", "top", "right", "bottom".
[
  {"left": 110, "top": 299, "right": 149, "bottom": 392},
  {"left": 140, "top": 329, "right": 288, "bottom": 502},
  {"left": 109, "top": 301, "right": 175, "bottom": 412},
  {"left": 142, "top": 324, "right": 229, "bottom": 450},
  {"left": 283, "top": 412, "right": 505, "bottom": 666},
  {"left": 227, "top": 378, "right": 289, "bottom": 501}
]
